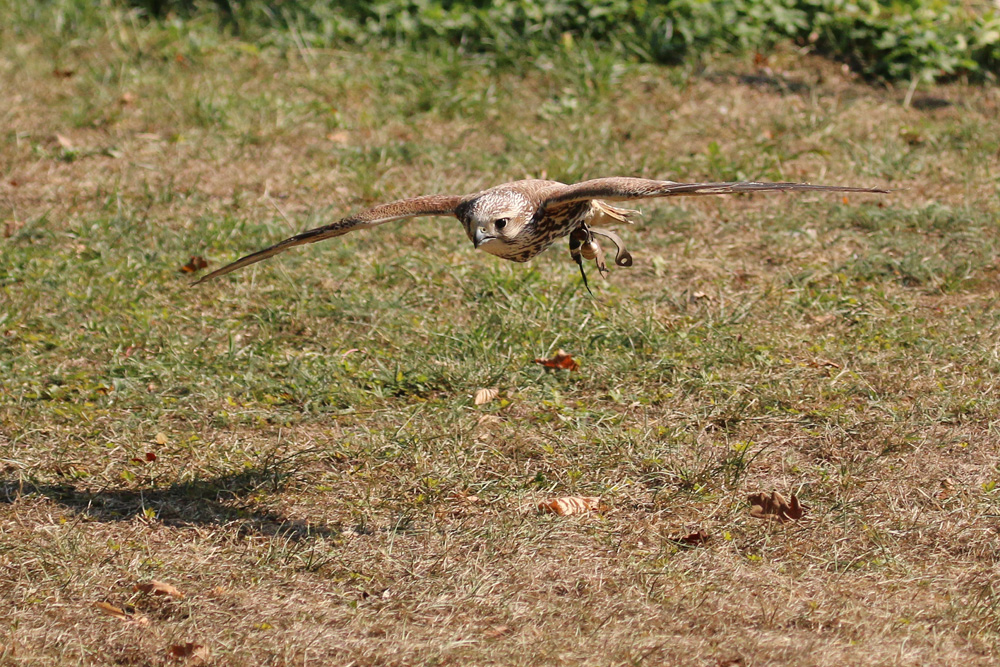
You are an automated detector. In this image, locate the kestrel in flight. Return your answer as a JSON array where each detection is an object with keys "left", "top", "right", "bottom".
[{"left": 195, "top": 177, "right": 887, "bottom": 291}]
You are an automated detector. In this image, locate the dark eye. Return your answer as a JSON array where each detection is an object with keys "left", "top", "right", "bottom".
[{"left": 495, "top": 218, "right": 509, "bottom": 230}]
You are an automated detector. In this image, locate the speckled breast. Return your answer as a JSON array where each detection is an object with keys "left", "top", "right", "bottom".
[{"left": 501, "top": 201, "right": 592, "bottom": 263}]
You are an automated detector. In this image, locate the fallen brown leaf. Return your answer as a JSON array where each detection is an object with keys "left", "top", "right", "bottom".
[
  {"left": 94, "top": 601, "right": 128, "bottom": 621},
  {"left": 533, "top": 349, "right": 579, "bottom": 372},
  {"left": 484, "top": 624, "right": 512, "bottom": 638},
  {"left": 134, "top": 579, "right": 184, "bottom": 598},
  {"left": 748, "top": 491, "right": 804, "bottom": 522},
  {"left": 476, "top": 414, "right": 502, "bottom": 428},
  {"left": 4, "top": 221, "right": 22, "bottom": 238},
  {"left": 154, "top": 432, "right": 168, "bottom": 445},
  {"left": 179, "top": 256, "right": 209, "bottom": 274},
  {"left": 473, "top": 388, "right": 499, "bottom": 405},
  {"left": 436, "top": 490, "right": 482, "bottom": 519},
  {"left": 168, "top": 642, "right": 209, "bottom": 664},
  {"left": 677, "top": 529, "right": 711, "bottom": 546},
  {"left": 52, "top": 68, "right": 75, "bottom": 78},
  {"left": 449, "top": 489, "right": 480, "bottom": 504},
  {"left": 94, "top": 601, "right": 150, "bottom": 626},
  {"left": 55, "top": 133, "right": 73, "bottom": 149},
  {"left": 538, "top": 496, "right": 601, "bottom": 516}
]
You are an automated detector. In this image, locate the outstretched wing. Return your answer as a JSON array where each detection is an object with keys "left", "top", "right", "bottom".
[
  {"left": 194, "top": 194, "right": 462, "bottom": 284},
  {"left": 543, "top": 177, "right": 888, "bottom": 208}
]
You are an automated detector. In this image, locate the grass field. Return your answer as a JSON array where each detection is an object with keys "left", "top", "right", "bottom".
[{"left": 3, "top": 8, "right": 1000, "bottom": 666}]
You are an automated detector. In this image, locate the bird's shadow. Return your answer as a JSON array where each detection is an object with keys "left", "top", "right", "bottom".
[{"left": 0, "top": 466, "right": 335, "bottom": 539}]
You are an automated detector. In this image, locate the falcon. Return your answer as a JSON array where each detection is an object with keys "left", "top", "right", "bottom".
[{"left": 194, "top": 177, "right": 887, "bottom": 291}]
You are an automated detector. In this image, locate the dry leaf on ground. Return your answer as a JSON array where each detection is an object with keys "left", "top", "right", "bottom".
[
  {"left": 533, "top": 349, "right": 579, "bottom": 371},
  {"left": 134, "top": 580, "right": 184, "bottom": 598},
  {"left": 677, "top": 529, "right": 711, "bottom": 546},
  {"left": 538, "top": 496, "right": 601, "bottom": 516},
  {"left": 167, "top": 642, "right": 209, "bottom": 664},
  {"left": 154, "top": 432, "right": 168, "bottom": 445},
  {"left": 94, "top": 601, "right": 128, "bottom": 621},
  {"left": 449, "top": 489, "right": 480, "bottom": 503},
  {"left": 179, "top": 256, "right": 209, "bottom": 274},
  {"left": 55, "top": 133, "right": 73, "bottom": 149},
  {"left": 4, "top": 220, "right": 23, "bottom": 238},
  {"left": 748, "top": 491, "right": 804, "bottom": 522},
  {"left": 436, "top": 490, "right": 482, "bottom": 519},
  {"left": 476, "top": 414, "right": 502, "bottom": 428},
  {"left": 810, "top": 313, "right": 837, "bottom": 325},
  {"left": 473, "top": 388, "right": 499, "bottom": 405},
  {"left": 94, "top": 601, "right": 150, "bottom": 626},
  {"left": 484, "top": 625, "right": 513, "bottom": 639}
]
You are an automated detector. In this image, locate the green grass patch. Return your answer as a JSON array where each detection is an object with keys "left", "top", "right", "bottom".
[{"left": 3, "top": 11, "right": 1000, "bottom": 665}]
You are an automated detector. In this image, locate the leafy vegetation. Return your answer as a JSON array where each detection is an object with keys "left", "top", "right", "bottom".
[{"left": 7, "top": 0, "right": 999, "bottom": 82}]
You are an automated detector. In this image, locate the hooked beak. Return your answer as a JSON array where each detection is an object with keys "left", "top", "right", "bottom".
[{"left": 474, "top": 227, "right": 494, "bottom": 249}]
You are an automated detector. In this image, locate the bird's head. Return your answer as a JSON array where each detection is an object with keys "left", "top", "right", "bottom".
[{"left": 457, "top": 189, "right": 534, "bottom": 258}]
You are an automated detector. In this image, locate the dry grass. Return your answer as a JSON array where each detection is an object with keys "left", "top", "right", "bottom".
[{"left": 3, "top": 11, "right": 1000, "bottom": 667}]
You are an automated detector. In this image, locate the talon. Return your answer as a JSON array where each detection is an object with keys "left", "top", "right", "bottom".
[
  {"left": 575, "top": 251, "right": 594, "bottom": 296},
  {"left": 590, "top": 227, "right": 633, "bottom": 267},
  {"left": 593, "top": 240, "right": 609, "bottom": 279},
  {"left": 569, "top": 227, "right": 596, "bottom": 296}
]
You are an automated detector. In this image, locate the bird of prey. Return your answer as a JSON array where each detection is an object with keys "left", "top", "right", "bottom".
[{"left": 195, "top": 177, "right": 887, "bottom": 291}]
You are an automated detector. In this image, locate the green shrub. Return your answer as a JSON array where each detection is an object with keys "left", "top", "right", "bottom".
[{"left": 7, "top": 0, "right": 1000, "bottom": 82}]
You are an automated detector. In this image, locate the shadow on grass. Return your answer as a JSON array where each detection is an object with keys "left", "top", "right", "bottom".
[
  {"left": 705, "top": 69, "right": 811, "bottom": 94},
  {"left": 0, "top": 466, "right": 335, "bottom": 539}
]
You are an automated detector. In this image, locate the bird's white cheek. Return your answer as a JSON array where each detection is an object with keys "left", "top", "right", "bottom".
[{"left": 477, "top": 239, "right": 508, "bottom": 258}]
